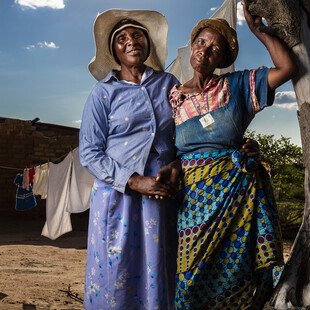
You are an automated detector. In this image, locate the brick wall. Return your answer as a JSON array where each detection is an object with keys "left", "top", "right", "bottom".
[{"left": 0, "top": 118, "right": 80, "bottom": 220}]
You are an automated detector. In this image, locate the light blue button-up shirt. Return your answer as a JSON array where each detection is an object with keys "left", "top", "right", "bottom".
[{"left": 79, "top": 67, "right": 179, "bottom": 193}]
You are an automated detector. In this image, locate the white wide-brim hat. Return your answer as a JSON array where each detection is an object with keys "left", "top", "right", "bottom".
[{"left": 89, "top": 9, "right": 168, "bottom": 81}]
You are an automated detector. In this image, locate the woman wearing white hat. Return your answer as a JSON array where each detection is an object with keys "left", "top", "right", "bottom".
[{"left": 79, "top": 9, "right": 180, "bottom": 310}]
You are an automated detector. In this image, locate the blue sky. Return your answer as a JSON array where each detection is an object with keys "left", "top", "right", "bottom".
[{"left": 0, "top": 0, "right": 301, "bottom": 145}]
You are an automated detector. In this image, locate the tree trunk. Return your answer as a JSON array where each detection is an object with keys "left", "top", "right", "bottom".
[{"left": 270, "top": 9, "right": 310, "bottom": 309}]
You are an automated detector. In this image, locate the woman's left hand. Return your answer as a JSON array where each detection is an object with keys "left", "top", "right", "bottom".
[
  {"left": 153, "top": 159, "right": 182, "bottom": 199},
  {"left": 240, "top": 138, "right": 260, "bottom": 157}
]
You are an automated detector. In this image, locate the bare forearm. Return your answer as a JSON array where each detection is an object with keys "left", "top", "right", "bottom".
[
  {"left": 254, "top": 31, "right": 296, "bottom": 89},
  {"left": 242, "top": 0, "right": 296, "bottom": 89}
]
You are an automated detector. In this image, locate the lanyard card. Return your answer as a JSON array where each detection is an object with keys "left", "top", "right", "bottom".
[{"left": 199, "top": 113, "right": 215, "bottom": 128}]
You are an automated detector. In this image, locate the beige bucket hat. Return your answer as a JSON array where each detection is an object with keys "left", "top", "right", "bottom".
[{"left": 89, "top": 9, "right": 169, "bottom": 81}]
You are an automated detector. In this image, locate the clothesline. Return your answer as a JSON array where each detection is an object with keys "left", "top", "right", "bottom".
[
  {"left": 0, "top": 165, "right": 23, "bottom": 171},
  {"left": 0, "top": 150, "right": 73, "bottom": 172},
  {"left": 13, "top": 147, "right": 94, "bottom": 240}
]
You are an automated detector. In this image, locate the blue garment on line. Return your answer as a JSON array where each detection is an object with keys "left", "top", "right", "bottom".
[{"left": 14, "top": 173, "right": 37, "bottom": 211}]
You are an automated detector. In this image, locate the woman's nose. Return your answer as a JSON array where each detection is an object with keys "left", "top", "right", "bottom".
[
  {"left": 127, "top": 35, "right": 139, "bottom": 46},
  {"left": 199, "top": 45, "right": 211, "bottom": 56},
  {"left": 126, "top": 36, "right": 134, "bottom": 46}
]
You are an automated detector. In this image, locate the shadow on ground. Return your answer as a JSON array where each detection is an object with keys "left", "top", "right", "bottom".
[{"left": 0, "top": 212, "right": 88, "bottom": 249}]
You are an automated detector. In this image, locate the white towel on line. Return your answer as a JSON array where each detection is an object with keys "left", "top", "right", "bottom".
[
  {"left": 67, "top": 147, "right": 95, "bottom": 213},
  {"left": 41, "top": 152, "right": 72, "bottom": 240}
]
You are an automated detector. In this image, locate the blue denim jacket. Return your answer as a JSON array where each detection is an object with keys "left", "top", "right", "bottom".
[{"left": 79, "top": 67, "right": 179, "bottom": 193}]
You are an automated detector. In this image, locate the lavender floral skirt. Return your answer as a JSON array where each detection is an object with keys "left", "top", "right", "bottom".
[{"left": 84, "top": 154, "right": 177, "bottom": 310}]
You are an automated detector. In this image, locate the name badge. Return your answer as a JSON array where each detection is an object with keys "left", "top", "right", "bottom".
[{"left": 199, "top": 113, "right": 215, "bottom": 128}]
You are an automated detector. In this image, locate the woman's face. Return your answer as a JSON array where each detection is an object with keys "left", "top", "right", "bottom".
[
  {"left": 113, "top": 27, "right": 149, "bottom": 67},
  {"left": 190, "top": 27, "right": 227, "bottom": 75}
]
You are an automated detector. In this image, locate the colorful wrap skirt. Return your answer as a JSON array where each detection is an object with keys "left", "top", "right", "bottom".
[{"left": 175, "top": 149, "right": 283, "bottom": 309}]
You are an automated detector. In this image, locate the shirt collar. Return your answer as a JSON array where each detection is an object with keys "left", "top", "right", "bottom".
[{"left": 102, "top": 66, "right": 155, "bottom": 84}]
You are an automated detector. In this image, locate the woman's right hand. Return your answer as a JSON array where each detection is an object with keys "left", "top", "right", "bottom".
[
  {"left": 240, "top": 138, "right": 260, "bottom": 157},
  {"left": 242, "top": 0, "right": 264, "bottom": 36},
  {"left": 127, "top": 174, "right": 175, "bottom": 199},
  {"left": 242, "top": 0, "right": 296, "bottom": 89}
]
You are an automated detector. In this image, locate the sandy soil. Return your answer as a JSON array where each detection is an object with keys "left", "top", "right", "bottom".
[
  {"left": 0, "top": 217, "right": 87, "bottom": 310},
  {"left": 0, "top": 217, "right": 293, "bottom": 310}
]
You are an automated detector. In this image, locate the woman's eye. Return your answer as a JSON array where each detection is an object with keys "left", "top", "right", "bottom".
[
  {"left": 117, "top": 35, "right": 126, "bottom": 43},
  {"left": 133, "top": 32, "right": 142, "bottom": 39},
  {"left": 212, "top": 47, "right": 220, "bottom": 54},
  {"left": 196, "top": 38, "right": 205, "bottom": 46}
]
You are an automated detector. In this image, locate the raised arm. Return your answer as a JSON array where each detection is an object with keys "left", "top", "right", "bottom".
[{"left": 242, "top": 0, "right": 296, "bottom": 90}]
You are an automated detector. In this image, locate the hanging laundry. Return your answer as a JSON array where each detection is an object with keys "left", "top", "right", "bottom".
[
  {"left": 67, "top": 147, "right": 95, "bottom": 213},
  {"left": 33, "top": 163, "right": 49, "bottom": 199},
  {"left": 14, "top": 173, "right": 37, "bottom": 211},
  {"left": 41, "top": 152, "right": 72, "bottom": 240},
  {"left": 22, "top": 168, "right": 29, "bottom": 190},
  {"left": 28, "top": 167, "right": 35, "bottom": 185}
]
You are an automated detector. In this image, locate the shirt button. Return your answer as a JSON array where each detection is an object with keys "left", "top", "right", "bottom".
[
  {"left": 132, "top": 155, "right": 137, "bottom": 160},
  {"left": 151, "top": 133, "right": 155, "bottom": 136},
  {"left": 141, "top": 86, "right": 146, "bottom": 91}
]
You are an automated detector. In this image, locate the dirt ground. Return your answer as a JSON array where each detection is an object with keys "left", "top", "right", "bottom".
[
  {"left": 0, "top": 216, "right": 293, "bottom": 310},
  {"left": 0, "top": 216, "right": 88, "bottom": 310}
]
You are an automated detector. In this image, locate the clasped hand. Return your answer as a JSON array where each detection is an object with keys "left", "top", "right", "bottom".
[
  {"left": 127, "top": 160, "right": 182, "bottom": 199},
  {"left": 127, "top": 139, "right": 259, "bottom": 199}
]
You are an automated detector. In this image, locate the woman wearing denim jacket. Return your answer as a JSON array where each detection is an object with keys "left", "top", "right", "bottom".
[{"left": 158, "top": 2, "right": 296, "bottom": 309}]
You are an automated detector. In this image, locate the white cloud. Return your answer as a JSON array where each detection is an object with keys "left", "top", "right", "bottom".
[
  {"left": 15, "top": 0, "right": 65, "bottom": 10},
  {"left": 25, "top": 44, "right": 35, "bottom": 50},
  {"left": 274, "top": 91, "right": 297, "bottom": 110},
  {"left": 236, "top": 2, "right": 267, "bottom": 27},
  {"left": 275, "top": 90, "right": 296, "bottom": 104},
  {"left": 274, "top": 103, "right": 297, "bottom": 110},
  {"left": 38, "top": 41, "right": 59, "bottom": 49},
  {"left": 210, "top": 7, "right": 217, "bottom": 12},
  {"left": 237, "top": 1, "right": 245, "bottom": 26},
  {"left": 72, "top": 120, "right": 81, "bottom": 127},
  {"left": 25, "top": 41, "right": 59, "bottom": 50}
]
